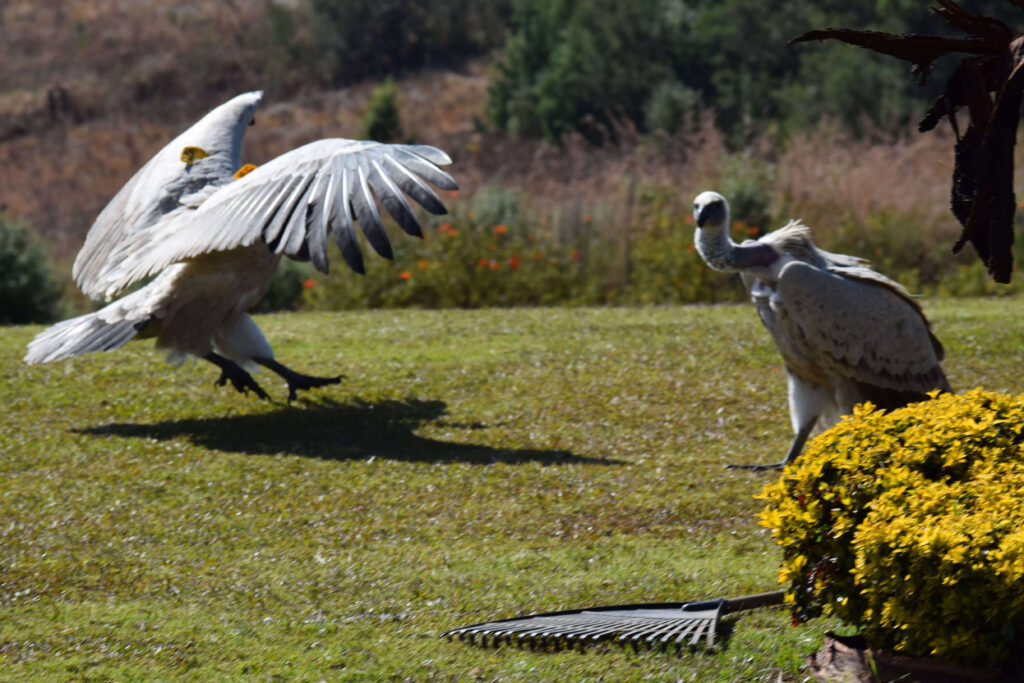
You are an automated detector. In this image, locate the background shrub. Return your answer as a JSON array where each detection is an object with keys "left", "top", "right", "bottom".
[
  {"left": 310, "top": 0, "right": 511, "bottom": 85},
  {"left": 645, "top": 81, "right": 701, "bottom": 135},
  {"left": 759, "top": 390, "right": 1024, "bottom": 666},
  {"left": 302, "top": 199, "right": 600, "bottom": 310},
  {"left": 488, "top": 0, "right": 677, "bottom": 144},
  {"left": 487, "top": 0, "right": 1024, "bottom": 144},
  {"left": 361, "top": 78, "right": 404, "bottom": 143},
  {"left": 0, "top": 214, "right": 61, "bottom": 325}
]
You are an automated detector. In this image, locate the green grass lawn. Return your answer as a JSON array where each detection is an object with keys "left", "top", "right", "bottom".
[{"left": 2, "top": 299, "right": 1021, "bottom": 681}]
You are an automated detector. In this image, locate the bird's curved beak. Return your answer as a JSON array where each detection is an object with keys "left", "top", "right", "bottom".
[{"left": 695, "top": 205, "right": 709, "bottom": 228}]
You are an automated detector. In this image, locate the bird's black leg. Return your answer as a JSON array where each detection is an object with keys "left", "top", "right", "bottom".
[
  {"left": 204, "top": 352, "right": 269, "bottom": 400},
  {"left": 253, "top": 357, "right": 343, "bottom": 402},
  {"left": 726, "top": 417, "right": 817, "bottom": 471}
]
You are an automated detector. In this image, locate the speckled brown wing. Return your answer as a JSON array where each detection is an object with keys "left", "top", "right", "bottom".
[{"left": 774, "top": 261, "right": 950, "bottom": 397}]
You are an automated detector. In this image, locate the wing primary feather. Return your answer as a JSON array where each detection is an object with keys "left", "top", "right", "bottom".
[
  {"left": 259, "top": 175, "right": 305, "bottom": 245},
  {"left": 393, "top": 147, "right": 458, "bottom": 190},
  {"left": 370, "top": 159, "right": 422, "bottom": 237},
  {"left": 380, "top": 156, "right": 448, "bottom": 215},
  {"left": 267, "top": 175, "right": 316, "bottom": 251},
  {"left": 306, "top": 173, "right": 331, "bottom": 273},
  {"left": 351, "top": 165, "right": 393, "bottom": 260},
  {"left": 245, "top": 178, "right": 293, "bottom": 234},
  {"left": 331, "top": 169, "right": 365, "bottom": 274},
  {"left": 404, "top": 144, "right": 452, "bottom": 165},
  {"left": 279, "top": 173, "right": 320, "bottom": 256}
]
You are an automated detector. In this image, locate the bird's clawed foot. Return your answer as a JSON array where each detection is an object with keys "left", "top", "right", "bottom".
[
  {"left": 254, "top": 357, "right": 343, "bottom": 402},
  {"left": 281, "top": 371, "right": 344, "bottom": 403},
  {"left": 215, "top": 367, "right": 270, "bottom": 400},
  {"left": 205, "top": 352, "right": 270, "bottom": 400}
]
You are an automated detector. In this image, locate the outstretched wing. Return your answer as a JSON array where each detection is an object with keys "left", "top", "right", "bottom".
[
  {"left": 96, "top": 139, "right": 457, "bottom": 299},
  {"left": 775, "top": 262, "right": 950, "bottom": 398},
  {"left": 74, "top": 91, "right": 264, "bottom": 299}
]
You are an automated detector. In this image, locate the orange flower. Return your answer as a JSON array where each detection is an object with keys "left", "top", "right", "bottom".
[
  {"left": 302, "top": 278, "right": 316, "bottom": 290},
  {"left": 685, "top": 214, "right": 694, "bottom": 224},
  {"left": 570, "top": 248, "right": 580, "bottom": 263},
  {"left": 508, "top": 255, "right": 521, "bottom": 269},
  {"left": 489, "top": 260, "right": 502, "bottom": 270},
  {"left": 399, "top": 270, "right": 412, "bottom": 280},
  {"left": 447, "top": 228, "right": 458, "bottom": 236},
  {"left": 438, "top": 221, "right": 452, "bottom": 234},
  {"left": 477, "top": 258, "right": 489, "bottom": 268},
  {"left": 583, "top": 214, "right": 591, "bottom": 223},
  {"left": 686, "top": 242, "right": 696, "bottom": 252},
  {"left": 533, "top": 251, "right": 543, "bottom": 261},
  {"left": 488, "top": 243, "right": 497, "bottom": 251},
  {"left": 748, "top": 226, "right": 760, "bottom": 236},
  {"left": 448, "top": 190, "right": 460, "bottom": 199},
  {"left": 493, "top": 224, "right": 508, "bottom": 235},
  {"left": 418, "top": 259, "right": 430, "bottom": 270}
]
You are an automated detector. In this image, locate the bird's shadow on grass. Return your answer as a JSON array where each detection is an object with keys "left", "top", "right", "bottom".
[{"left": 74, "top": 397, "right": 620, "bottom": 466}]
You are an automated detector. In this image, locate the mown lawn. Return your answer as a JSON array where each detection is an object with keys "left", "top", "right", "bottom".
[{"left": 2, "top": 299, "right": 1021, "bottom": 681}]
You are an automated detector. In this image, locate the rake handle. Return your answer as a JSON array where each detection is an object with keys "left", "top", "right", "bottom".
[{"left": 682, "top": 589, "right": 786, "bottom": 615}]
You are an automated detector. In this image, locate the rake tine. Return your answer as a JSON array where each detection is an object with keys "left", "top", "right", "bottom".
[
  {"left": 664, "top": 618, "right": 704, "bottom": 646},
  {"left": 643, "top": 617, "right": 699, "bottom": 645},
  {"left": 619, "top": 620, "right": 668, "bottom": 641}
]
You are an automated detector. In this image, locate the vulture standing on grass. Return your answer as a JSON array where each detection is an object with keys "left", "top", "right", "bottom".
[
  {"left": 25, "top": 91, "right": 458, "bottom": 400},
  {"left": 692, "top": 191, "right": 952, "bottom": 469}
]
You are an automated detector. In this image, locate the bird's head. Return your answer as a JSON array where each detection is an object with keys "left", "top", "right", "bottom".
[
  {"left": 692, "top": 190, "right": 738, "bottom": 271},
  {"left": 693, "top": 191, "right": 728, "bottom": 230},
  {"left": 174, "top": 91, "right": 264, "bottom": 172}
]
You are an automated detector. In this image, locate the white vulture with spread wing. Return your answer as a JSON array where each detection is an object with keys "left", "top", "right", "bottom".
[
  {"left": 25, "top": 91, "right": 458, "bottom": 400},
  {"left": 692, "top": 191, "right": 952, "bottom": 469}
]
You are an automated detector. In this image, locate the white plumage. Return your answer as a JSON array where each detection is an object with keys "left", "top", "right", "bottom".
[
  {"left": 26, "top": 91, "right": 457, "bottom": 400},
  {"left": 692, "top": 191, "right": 951, "bottom": 469}
]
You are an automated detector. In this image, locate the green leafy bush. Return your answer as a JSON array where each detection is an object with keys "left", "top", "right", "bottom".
[
  {"left": 303, "top": 199, "right": 599, "bottom": 310},
  {"left": 361, "top": 78, "right": 404, "bottom": 143},
  {"left": 488, "top": 0, "right": 677, "bottom": 144},
  {"left": 0, "top": 214, "right": 61, "bottom": 324},
  {"left": 759, "top": 389, "right": 1024, "bottom": 666},
  {"left": 645, "top": 80, "right": 700, "bottom": 135},
  {"left": 310, "top": 0, "right": 511, "bottom": 84}
]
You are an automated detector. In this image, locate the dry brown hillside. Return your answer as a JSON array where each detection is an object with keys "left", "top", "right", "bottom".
[{"left": 0, "top": 0, "right": 971, "bottom": 286}]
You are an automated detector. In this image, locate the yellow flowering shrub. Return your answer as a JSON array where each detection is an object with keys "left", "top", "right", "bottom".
[{"left": 759, "top": 389, "right": 1024, "bottom": 666}]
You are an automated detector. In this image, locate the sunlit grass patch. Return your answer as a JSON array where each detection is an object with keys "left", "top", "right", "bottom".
[{"left": 1, "top": 299, "right": 1017, "bottom": 679}]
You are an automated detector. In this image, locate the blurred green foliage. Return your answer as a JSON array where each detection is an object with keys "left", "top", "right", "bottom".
[
  {"left": 360, "top": 78, "right": 404, "bottom": 143},
  {"left": 487, "top": 0, "right": 1024, "bottom": 144},
  {"left": 309, "top": 0, "right": 512, "bottom": 84},
  {"left": 0, "top": 214, "right": 61, "bottom": 325}
]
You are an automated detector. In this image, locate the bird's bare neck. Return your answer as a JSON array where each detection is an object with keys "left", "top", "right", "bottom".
[
  {"left": 695, "top": 226, "right": 737, "bottom": 271},
  {"left": 697, "top": 226, "right": 780, "bottom": 273}
]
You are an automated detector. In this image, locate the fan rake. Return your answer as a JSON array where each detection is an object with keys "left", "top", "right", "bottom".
[{"left": 442, "top": 589, "right": 785, "bottom": 651}]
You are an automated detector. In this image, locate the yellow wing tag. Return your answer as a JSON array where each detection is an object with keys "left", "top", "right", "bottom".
[
  {"left": 180, "top": 146, "right": 210, "bottom": 166},
  {"left": 234, "top": 163, "right": 259, "bottom": 179}
]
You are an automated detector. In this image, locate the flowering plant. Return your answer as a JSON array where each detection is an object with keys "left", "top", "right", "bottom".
[{"left": 760, "top": 389, "right": 1024, "bottom": 666}]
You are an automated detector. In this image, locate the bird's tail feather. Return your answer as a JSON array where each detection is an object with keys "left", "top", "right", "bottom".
[{"left": 25, "top": 310, "right": 149, "bottom": 364}]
